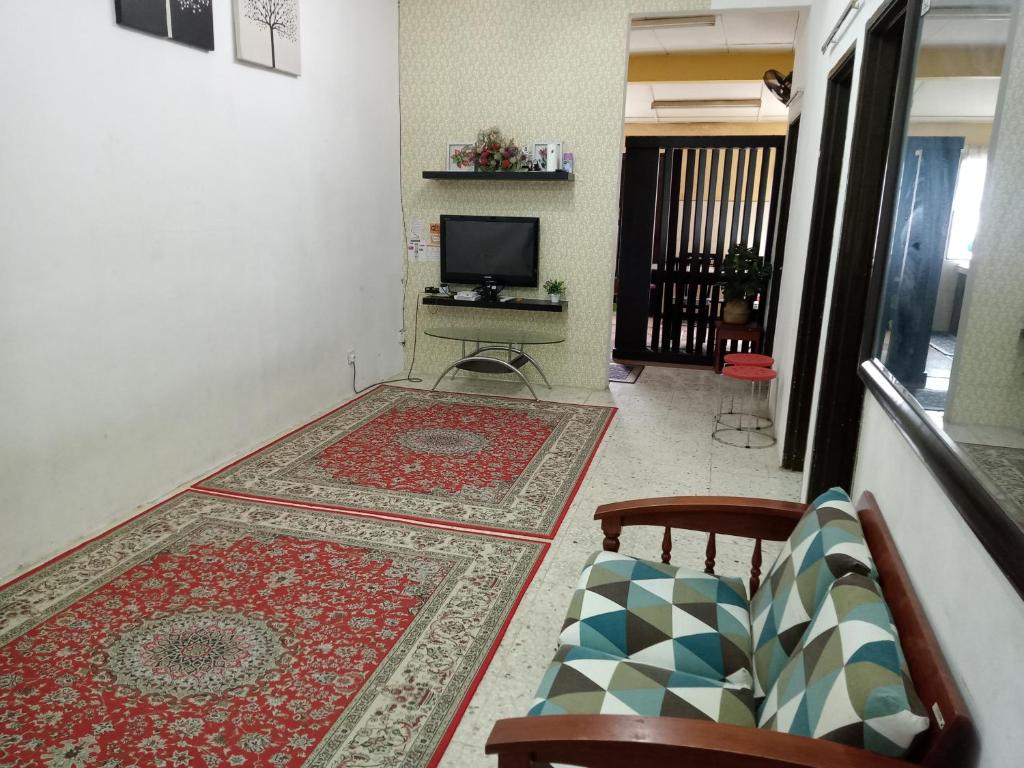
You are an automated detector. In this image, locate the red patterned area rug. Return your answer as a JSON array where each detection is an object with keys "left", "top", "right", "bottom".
[
  {"left": 0, "top": 492, "right": 546, "bottom": 767},
  {"left": 195, "top": 386, "right": 615, "bottom": 537}
]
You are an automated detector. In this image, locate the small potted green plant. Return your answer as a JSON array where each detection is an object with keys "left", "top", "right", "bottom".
[
  {"left": 719, "top": 244, "right": 771, "bottom": 325},
  {"left": 543, "top": 279, "right": 566, "bottom": 304}
]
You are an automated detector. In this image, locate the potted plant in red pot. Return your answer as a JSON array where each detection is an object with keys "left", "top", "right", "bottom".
[{"left": 719, "top": 244, "right": 771, "bottom": 325}]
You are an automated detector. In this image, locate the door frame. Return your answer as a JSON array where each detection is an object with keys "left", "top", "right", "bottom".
[
  {"left": 615, "top": 144, "right": 662, "bottom": 358},
  {"left": 806, "top": 0, "right": 919, "bottom": 496},
  {"left": 781, "top": 51, "right": 856, "bottom": 470},
  {"left": 764, "top": 116, "right": 801, "bottom": 356}
]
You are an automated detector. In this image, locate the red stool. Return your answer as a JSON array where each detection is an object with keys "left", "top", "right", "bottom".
[
  {"left": 714, "top": 365, "right": 777, "bottom": 449},
  {"left": 724, "top": 352, "right": 774, "bottom": 368},
  {"left": 720, "top": 354, "right": 775, "bottom": 426}
]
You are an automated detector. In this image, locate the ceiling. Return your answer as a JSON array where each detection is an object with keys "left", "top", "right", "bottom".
[
  {"left": 625, "top": 81, "right": 791, "bottom": 124},
  {"left": 623, "top": 10, "right": 1004, "bottom": 125},
  {"left": 911, "top": 77, "right": 1002, "bottom": 121},
  {"left": 915, "top": 12, "right": 1008, "bottom": 121},
  {"left": 921, "top": 0, "right": 1012, "bottom": 46},
  {"left": 629, "top": 11, "right": 800, "bottom": 55},
  {"left": 922, "top": 15, "right": 1010, "bottom": 46},
  {"left": 626, "top": 11, "right": 798, "bottom": 124},
  {"left": 922, "top": 18, "right": 1009, "bottom": 46}
]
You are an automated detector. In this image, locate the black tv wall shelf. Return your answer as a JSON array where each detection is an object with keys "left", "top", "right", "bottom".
[
  {"left": 422, "top": 170, "right": 574, "bottom": 182},
  {"left": 422, "top": 295, "right": 565, "bottom": 313}
]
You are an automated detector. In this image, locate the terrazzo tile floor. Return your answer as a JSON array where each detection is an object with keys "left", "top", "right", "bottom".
[{"left": 407, "top": 365, "right": 803, "bottom": 767}]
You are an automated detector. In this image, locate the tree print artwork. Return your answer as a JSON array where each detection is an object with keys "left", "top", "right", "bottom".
[
  {"left": 115, "top": 0, "right": 215, "bottom": 51},
  {"left": 234, "top": 0, "right": 301, "bottom": 75},
  {"left": 169, "top": 0, "right": 215, "bottom": 50},
  {"left": 243, "top": 0, "right": 297, "bottom": 69}
]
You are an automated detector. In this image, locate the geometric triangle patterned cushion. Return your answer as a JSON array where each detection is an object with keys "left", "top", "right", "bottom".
[
  {"left": 749, "top": 488, "right": 877, "bottom": 700},
  {"left": 758, "top": 573, "right": 930, "bottom": 758},
  {"left": 558, "top": 551, "right": 753, "bottom": 686},
  {"left": 528, "top": 644, "right": 756, "bottom": 728}
]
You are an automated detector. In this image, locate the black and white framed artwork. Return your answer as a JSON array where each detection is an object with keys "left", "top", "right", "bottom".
[
  {"left": 115, "top": 0, "right": 215, "bottom": 51},
  {"left": 233, "top": 0, "right": 301, "bottom": 76}
]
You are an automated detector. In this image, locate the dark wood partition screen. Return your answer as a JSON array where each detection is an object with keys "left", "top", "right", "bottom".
[{"left": 616, "top": 136, "right": 784, "bottom": 365}]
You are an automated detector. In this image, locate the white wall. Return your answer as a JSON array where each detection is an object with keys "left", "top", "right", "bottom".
[
  {"left": 853, "top": 400, "right": 1024, "bottom": 767},
  {"left": 769, "top": 0, "right": 858, "bottom": 466},
  {"left": 772, "top": 2, "right": 1024, "bottom": 765},
  {"left": 0, "top": 0, "right": 404, "bottom": 582}
]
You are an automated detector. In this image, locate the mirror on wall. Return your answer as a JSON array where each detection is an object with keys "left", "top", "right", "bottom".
[{"left": 873, "top": 0, "right": 1020, "bottom": 521}]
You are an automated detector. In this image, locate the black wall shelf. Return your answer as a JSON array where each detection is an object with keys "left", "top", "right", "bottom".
[
  {"left": 422, "top": 295, "right": 565, "bottom": 313},
  {"left": 422, "top": 170, "right": 574, "bottom": 182}
]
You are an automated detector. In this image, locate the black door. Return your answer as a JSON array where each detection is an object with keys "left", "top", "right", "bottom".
[
  {"left": 878, "top": 137, "right": 963, "bottom": 388},
  {"left": 781, "top": 54, "right": 856, "bottom": 471}
]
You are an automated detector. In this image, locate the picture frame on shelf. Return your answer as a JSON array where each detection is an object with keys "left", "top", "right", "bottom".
[
  {"left": 532, "top": 141, "right": 562, "bottom": 173},
  {"left": 447, "top": 141, "right": 475, "bottom": 172}
]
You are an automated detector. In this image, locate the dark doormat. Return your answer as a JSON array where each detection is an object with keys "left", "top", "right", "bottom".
[{"left": 609, "top": 362, "right": 644, "bottom": 384}]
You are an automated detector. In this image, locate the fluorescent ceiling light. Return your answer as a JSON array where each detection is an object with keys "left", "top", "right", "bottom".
[
  {"left": 631, "top": 15, "right": 718, "bottom": 30},
  {"left": 927, "top": 5, "right": 1012, "bottom": 20},
  {"left": 652, "top": 99, "right": 761, "bottom": 109}
]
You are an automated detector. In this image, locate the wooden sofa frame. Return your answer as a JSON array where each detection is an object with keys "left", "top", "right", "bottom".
[{"left": 485, "top": 493, "right": 977, "bottom": 768}]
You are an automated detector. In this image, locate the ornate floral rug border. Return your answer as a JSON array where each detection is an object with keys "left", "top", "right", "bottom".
[
  {"left": 194, "top": 386, "right": 615, "bottom": 537},
  {"left": 0, "top": 492, "right": 546, "bottom": 767}
]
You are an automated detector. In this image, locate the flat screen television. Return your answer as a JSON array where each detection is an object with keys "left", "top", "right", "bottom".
[{"left": 440, "top": 215, "right": 539, "bottom": 287}]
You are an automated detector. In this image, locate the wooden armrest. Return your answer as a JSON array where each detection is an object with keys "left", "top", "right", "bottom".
[
  {"left": 485, "top": 716, "right": 912, "bottom": 768},
  {"left": 596, "top": 495, "right": 807, "bottom": 542}
]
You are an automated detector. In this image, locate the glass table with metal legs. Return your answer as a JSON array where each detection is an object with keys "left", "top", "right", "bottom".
[{"left": 424, "top": 325, "right": 566, "bottom": 400}]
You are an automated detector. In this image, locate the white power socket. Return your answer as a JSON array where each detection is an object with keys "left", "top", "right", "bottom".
[{"left": 347, "top": 350, "right": 357, "bottom": 365}]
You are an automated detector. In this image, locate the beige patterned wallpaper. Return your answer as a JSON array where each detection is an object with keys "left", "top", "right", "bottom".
[
  {"left": 945, "top": 6, "right": 1024, "bottom": 430},
  {"left": 399, "top": 0, "right": 709, "bottom": 391}
]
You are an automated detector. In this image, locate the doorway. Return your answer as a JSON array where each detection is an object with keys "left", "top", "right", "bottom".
[
  {"left": 781, "top": 52, "right": 856, "bottom": 470},
  {"left": 610, "top": 9, "right": 802, "bottom": 380},
  {"left": 616, "top": 136, "right": 785, "bottom": 365}
]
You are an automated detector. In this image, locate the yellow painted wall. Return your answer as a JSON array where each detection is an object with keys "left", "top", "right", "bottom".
[
  {"left": 908, "top": 121, "right": 993, "bottom": 146},
  {"left": 918, "top": 46, "right": 1005, "bottom": 78},
  {"left": 628, "top": 51, "right": 795, "bottom": 82},
  {"left": 399, "top": 0, "right": 711, "bottom": 390},
  {"left": 624, "top": 122, "right": 788, "bottom": 137}
]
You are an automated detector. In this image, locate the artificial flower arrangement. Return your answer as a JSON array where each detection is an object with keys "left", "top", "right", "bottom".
[{"left": 470, "top": 126, "right": 529, "bottom": 172}]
